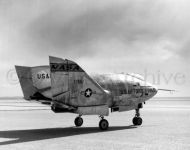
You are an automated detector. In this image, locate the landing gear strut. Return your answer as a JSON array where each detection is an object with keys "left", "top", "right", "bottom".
[
  {"left": 132, "top": 109, "right": 143, "bottom": 126},
  {"left": 99, "top": 116, "right": 109, "bottom": 130},
  {"left": 74, "top": 115, "right": 83, "bottom": 127}
]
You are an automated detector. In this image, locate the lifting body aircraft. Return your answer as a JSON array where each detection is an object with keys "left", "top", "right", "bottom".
[{"left": 15, "top": 56, "right": 159, "bottom": 130}]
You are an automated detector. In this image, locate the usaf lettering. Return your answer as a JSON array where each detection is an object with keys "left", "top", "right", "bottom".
[{"left": 37, "top": 73, "right": 50, "bottom": 79}]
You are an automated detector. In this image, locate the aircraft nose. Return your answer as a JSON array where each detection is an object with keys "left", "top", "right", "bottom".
[
  {"left": 152, "top": 86, "right": 158, "bottom": 95},
  {"left": 144, "top": 82, "right": 158, "bottom": 97}
]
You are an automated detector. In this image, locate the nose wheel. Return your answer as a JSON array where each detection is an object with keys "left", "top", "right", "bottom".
[
  {"left": 133, "top": 116, "right": 142, "bottom": 125},
  {"left": 132, "top": 109, "right": 143, "bottom": 126},
  {"left": 74, "top": 115, "right": 83, "bottom": 127}
]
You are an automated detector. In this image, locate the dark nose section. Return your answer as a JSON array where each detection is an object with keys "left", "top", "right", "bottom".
[{"left": 152, "top": 86, "right": 158, "bottom": 96}]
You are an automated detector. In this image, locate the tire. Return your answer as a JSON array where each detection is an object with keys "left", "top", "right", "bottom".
[
  {"left": 99, "top": 119, "right": 109, "bottom": 130},
  {"left": 137, "top": 117, "right": 142, "bottom": 125},
  {"left": 74, "top": 117, "right": 83, "bottom": 127},
  {"left": 133, "top": 117, "right": 138, "bottom": 125},
  {"left": 133, "top": 117, "right": 142, "bottom": 126}
]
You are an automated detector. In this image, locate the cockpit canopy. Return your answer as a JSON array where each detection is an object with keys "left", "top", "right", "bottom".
[{"left": 126, "top": 73, "right": 144, "bottom": 81}]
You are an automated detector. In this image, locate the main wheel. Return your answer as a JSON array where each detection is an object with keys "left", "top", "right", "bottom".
[
  {"left": 132, "top": 117, "right": 142, "bottom": 126},
  {"left": 74, "top": 117, "right": 83, "bottom": 127},
  {"left": 99, "top": 119, "right": 109, "bottom": 130}
]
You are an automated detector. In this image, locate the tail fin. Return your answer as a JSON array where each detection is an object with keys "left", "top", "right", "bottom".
[
  {"left": 15, "top": 65, "right": 36, "bottom": 100},
  {"left": 15, "top": 65, "right": 52, "bottom": 100},
  {"left": 49, "top": 56, "right": 107, "bottom": 108}
]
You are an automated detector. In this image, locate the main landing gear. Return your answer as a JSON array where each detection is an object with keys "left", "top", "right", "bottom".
[
  {"left": 132, "top": 109, "right": 143, "bottom": 126},
  {"left": 74, "top": 115, "right": 109, "bottom": 130},
  {"left": 74, "top": 115, "right": 83, "bottom": 127},
  {"left": 99, "top": 116, "right": 109, "bottom": 130}
]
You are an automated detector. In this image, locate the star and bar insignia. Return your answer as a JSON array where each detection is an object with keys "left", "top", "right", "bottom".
[{"left": 81, "top": 88, "right": 96, "bottom": 98}]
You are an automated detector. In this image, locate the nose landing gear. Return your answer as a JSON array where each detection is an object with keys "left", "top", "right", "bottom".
[{"left": 132, "top": 109, "right": 143, "bottom": 126}]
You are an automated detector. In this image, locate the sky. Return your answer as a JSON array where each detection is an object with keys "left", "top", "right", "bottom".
[{"left": 0, "top": 0, "right": 190, "bottom": 97}]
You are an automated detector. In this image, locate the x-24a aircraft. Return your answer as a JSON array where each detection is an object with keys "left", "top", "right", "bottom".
[{"left": 15, "top": 56, "right": 161, "bottom": 130}]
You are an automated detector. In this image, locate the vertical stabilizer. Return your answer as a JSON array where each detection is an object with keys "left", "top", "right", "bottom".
[
  {"left": 49, "top": 56, "right": 109, "bottom": 116},
  {"left": 15, "top": 66, "right": 37, "bottom": 100}
]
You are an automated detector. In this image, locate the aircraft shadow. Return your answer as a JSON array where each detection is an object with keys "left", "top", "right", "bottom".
[{"left": 0, "top": 125, "right": 136, "bottom": 145}]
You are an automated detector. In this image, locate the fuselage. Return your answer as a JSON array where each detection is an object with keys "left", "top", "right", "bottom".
[
  {"left": 92, "top": 73, "right": 157, "bottom": 108},
  {"left": 31, "top": 66, "right": 157, "bottom": 107}
]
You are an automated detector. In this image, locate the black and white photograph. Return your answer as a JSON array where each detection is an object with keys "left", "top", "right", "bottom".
[{"left": 0, "top": 0, "right": 190, "bottom": 150}]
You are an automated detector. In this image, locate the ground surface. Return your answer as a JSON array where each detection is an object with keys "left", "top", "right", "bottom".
[{"left": 0, "top": 97, "right": 190, "bottom": 150}]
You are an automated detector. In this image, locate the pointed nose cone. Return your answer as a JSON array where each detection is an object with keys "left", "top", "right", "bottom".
[
  {"left": 152, "top": 85, "right": 158, "bottom": 96},
  {"left": 145, "top": 82, "right": 158, "bottom": 97}
]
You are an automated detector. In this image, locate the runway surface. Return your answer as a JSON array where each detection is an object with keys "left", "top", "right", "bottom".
[{"left": 0, "top": 97, "right": 190, "bottom": 150}]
